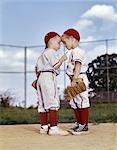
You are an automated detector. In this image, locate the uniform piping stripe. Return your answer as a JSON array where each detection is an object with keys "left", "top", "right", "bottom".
[
  {"left": 79, "top": 94, "right": 83, "bottom": 108},
  {"left": 52, "top": 73, "right": 56, "bottom": 98},
  {"left": 73, "top": 98, "right": 79, "bottom": 109},
  {"left": 38, "top": 85, "right": 47, "bottom": 112},
  {"left": 52, "top": 61, "right": 59, "bottom": 67}
]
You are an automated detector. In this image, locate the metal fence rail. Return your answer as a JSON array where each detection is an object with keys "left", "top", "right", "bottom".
[{"left": 0, "top": 39, "right": 117, "bottom": 107}]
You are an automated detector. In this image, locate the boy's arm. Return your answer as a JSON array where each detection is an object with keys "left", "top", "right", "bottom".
[
  {"left": 35, "top": 66, "right": 40, "bottom": 78},
  {"left": 73, "top": 61, "right": 81, "bottom": 78},
  {"left": 53, "top": 54, "right": 67, "bottom": 70},
  {"left": 71, "top": 61, "right": 81, "bottom": 86},
  {"left": 35, "top": 66, "right": 38, "bottom": 77}
]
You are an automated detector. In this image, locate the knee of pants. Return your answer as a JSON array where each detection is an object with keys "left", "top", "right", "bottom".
[
  {"left": 49, "top": 107, "right": 59, "bottom": 111},
  {"left": 38, "top": 109, "right": 47, "bottom": 113}
]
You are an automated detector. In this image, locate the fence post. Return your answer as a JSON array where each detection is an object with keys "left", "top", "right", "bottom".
[
  {"left": 63, "top": 46, "right": 66, "bottom": 89},
  {"left": 24, "top": 47, "right": 27, "bottom": 108}
]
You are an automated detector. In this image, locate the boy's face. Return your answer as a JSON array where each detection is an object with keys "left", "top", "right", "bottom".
[
  {"left": 49, "top": 35, "right": 61, "bottom": 50},
  {"left": 61, "top": 34, "right": 73, "bottom": 50},
  {"left": 54, "top": 35, "right": 61, "bottom": 50}
]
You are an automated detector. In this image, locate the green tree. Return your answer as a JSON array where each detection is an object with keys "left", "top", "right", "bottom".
[
  {"left": 87, "top": 53, "right": 117, "bottom": 92},
  {"left": 0, "top": 89, "right": 16, "bottom": 107}
]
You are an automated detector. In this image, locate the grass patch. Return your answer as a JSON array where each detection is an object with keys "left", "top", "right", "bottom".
[
  {"left": 89, "top": 103, "right": 117, "bottom": 123},
  {"left": 0, "top": 107, "right": 38, "bottom": 125},
  {"left": 0, "top": 103, "right": 117, "bottom": 125}
]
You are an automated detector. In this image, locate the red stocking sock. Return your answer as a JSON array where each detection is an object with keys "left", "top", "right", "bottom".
[
  {"left": 40, "top": 112, "right": 48, "bottom": 126},
  {"left": 49, "top": 110, "right": 58, "bottom": 127},
  {"left": 80, "top": 108, "right": 89, "bottom": 125},
  {"left": 73, "top": 109, "right": 81, "bottom": 123}
]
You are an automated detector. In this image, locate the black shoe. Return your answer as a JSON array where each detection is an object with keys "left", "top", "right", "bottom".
[
  {"left": 70, "top": 124, "right": 89, "bottom": 135},
  {"left": 75, "top": 124, "right": 88, "bottom": 132},
  {"left": 71, "top": 122, "right": 79, "bottom": 131}
]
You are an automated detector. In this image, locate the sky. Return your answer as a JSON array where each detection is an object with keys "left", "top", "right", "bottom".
[
  {"left": 0, "top": 0, "right": 117, "bottom": 107},
  {"left": 1, "top": 0, "right": 117, "bottom": 45}
]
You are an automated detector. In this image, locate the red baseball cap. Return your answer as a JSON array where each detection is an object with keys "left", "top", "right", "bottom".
[
  {"left": 63, "top": 28, "right": 80, "bottom": 41},
  {"left": 44, "top": 32, "right": 60, "bottom": 48}
]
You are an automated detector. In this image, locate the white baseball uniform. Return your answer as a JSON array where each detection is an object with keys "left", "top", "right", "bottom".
[
  {"left": 36, "top": 48, "right": 60, "bottom": 112},
  {"left": 66, "top": 46, "right": 90, "bottom": 109}
]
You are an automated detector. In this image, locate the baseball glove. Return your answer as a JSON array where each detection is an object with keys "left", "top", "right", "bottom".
[
  {"left": 32, "top": 79, "right": 38, "bottom": 90},
  {"left": 64, "top": 78, "right": 86, "bottom": 101}
]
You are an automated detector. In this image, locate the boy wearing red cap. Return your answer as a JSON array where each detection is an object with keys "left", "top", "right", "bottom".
[
  {"left": 35, "top": 32, "right": 69, "bottom": 135},
  {"left": 62, "top": 28, "right": 90, "bottom": 135}
]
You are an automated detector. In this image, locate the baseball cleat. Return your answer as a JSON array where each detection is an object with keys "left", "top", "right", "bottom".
[
  {"left": 48, "top": 126, "right": 69, "bottom": 136},
  {"left": 70, "top": 122, "right": 79, "bottom": 131},
  {"left": 69, "top": 124, "right": 89, "bottom": 135},
  {"left": 40, "top": 125, "right": 49, "bottom": 134}
]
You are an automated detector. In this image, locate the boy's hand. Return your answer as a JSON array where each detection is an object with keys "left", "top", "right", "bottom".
[
  {"left": 61, "top": 54, "right": 67, "bottom": 61},
  {"left": 71, "top": 80, "right": 77, "bottom": 87}
]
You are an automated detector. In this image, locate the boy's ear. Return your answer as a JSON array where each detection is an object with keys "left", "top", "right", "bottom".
[
  {"left": 71, "top": 36, "right": 77, "bottom": 42},
  {"left": 70, "top": 36, "right": 74, "bottom": 42},
  {"left": 71, "top": 35, "right": 75, "bottom": 39}
]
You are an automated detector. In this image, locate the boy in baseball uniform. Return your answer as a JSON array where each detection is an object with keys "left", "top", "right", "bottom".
[
  {"left": 35, "top": 32, "right": 69, "bottom": 135},
  {"left": 62, "top": 28, "right": 90, "bottom": 135}
]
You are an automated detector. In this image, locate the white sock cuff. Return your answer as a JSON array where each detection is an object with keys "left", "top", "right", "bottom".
[
  {"left": 41, "top": 125, "right": 48, "bottom": 129},
  {"left": 50, "top": 126, "right": 58, "bottom": 129}
]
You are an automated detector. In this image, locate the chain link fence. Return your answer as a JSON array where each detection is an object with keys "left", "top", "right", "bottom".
[{"left": 0, "top": 39, "right": 117, "bottom": 107}]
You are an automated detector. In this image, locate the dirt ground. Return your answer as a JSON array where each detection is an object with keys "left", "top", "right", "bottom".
[{"left": 0, "top": 123, "right": 117, "bottom": 150}]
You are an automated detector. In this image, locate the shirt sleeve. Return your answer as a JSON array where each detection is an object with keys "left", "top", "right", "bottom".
[
  {"left": 72, "top": 48, "right": 84, "bottom": 63},
  {"left": 43, "top": 50, "right": 60, "bottom": 75},
  {"left": 44, "top": 50, "right": 60, "bottom": 67},
  {"left": 35, "top": 55, "right": 43, "bottom": 72}
]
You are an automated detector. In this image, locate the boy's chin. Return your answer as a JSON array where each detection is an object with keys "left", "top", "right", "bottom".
[
  {"left": 67, "top": 48, "right": 72, "bottom": 50},
  {"left": 64, "top": 45, "right": 72, "bottom": 50}
]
